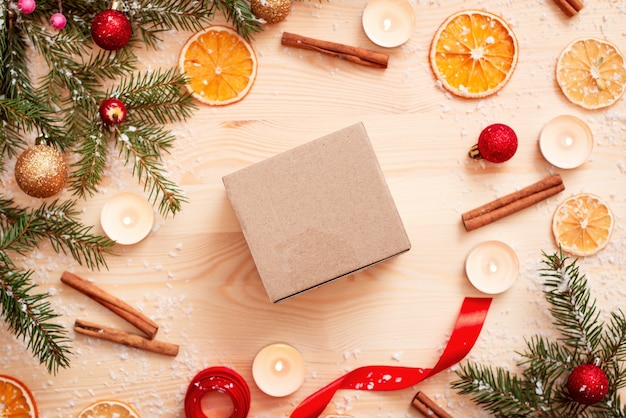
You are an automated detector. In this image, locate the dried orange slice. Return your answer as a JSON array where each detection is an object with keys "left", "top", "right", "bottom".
[
  {"left": 556, "top": 37, "right": 626, "bottom": 109},
  {"left": 77, "top": 399, "right": 140, "bottom": 418},
  {"left": 0, "top": 374, "right": 38, "bottom": 417},
  {"left": 552, "top": 193, "right": 614, "bottom": 257},
  {"left": 179, "top": 26, "right": 257, "bottom": 106},
  {"left": 429, "top": 10, "right": 518, "bottom": 98}
]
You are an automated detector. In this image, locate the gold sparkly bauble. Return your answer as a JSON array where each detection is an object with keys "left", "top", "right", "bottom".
[
  {"left": 251, "top": 0, "right": 291, "bottom": 24},
  {"left": 14, "top": 144, "right": 68, "bottom": 198}
]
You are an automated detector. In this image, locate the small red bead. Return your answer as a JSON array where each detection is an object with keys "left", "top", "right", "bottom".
[
  {"left": 476, "top": 123, "right": 518, "bottom": 163},
  {"left": 99, "top": 98, "right": 127, "bottom": 125}
]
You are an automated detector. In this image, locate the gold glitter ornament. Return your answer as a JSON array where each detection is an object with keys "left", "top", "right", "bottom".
[
  {"left": 251, "top": 0, "right": 291, "bottom": 24},
  {"left": 15, "top": 142, "right": 68, "bottom": 198}
]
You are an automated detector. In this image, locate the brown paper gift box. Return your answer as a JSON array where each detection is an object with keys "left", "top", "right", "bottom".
[{"left": 222, "top": 123, "right": 411, "bottom": 302}]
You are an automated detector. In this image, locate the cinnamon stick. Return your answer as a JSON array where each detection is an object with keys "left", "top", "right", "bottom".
[
  {"left": 412, "top": 391, "right": 454, "bottom": 418},
  {"left": 74, "top": 319, "right": 179, "bottom": 357},
  {"left": 61, "top": 271, "right": 158, "bottom": 339},
  {"left": 553, "top": 0, "right": 584, "bottom": 16},
  {"left": 281, "top": 32, "right": 389, "bottom": 69},
  {"left": 462, "top": 174, "right": 565, "bottom": 232}
]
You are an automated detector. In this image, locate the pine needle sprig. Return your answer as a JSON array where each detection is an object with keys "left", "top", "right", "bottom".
[
  {"left": 452, "top": 250, "right": 626, "bottom": 417},
  {"left": 453, "top": 362, "right": 545, "bottom": 417},
  {"left": 0, "top": 199, "right": 114, "bottom": 270},
  {"left": 113, "top": 68, "right": 197, "bottom": 126},
  {"left": 0, "top": 98, "right": 59, "bottom": 157},
  {"left": 128, "top": 0, "right": 217, "bottom": 48},
  {"left": 115, "top": 128, "right": 187, "bottom": 216},
  {"left": 68, "top": 128, "right": 108, "bottom": 198},
  {"left": 541, "top": 251, "right": 602, "bottom": 358},
  {"left": 0, "top": 265, "right": 72, "bottom": 374},
  {"left": 212, "top": 0, "right": 264, "bottom": 41}
]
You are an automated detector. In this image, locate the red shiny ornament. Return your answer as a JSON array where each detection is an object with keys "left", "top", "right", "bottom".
[
  {"left": 470, "top": 123, "right": 518, "bottom": 163},
  {"left": 91, "top": 10, "right": 131, "bottom": 51},
  {"left": 99, "top": 98, "right": 127, "bottom": 125},
  {"left": 567, "top": 364, "right": 609, "bottom": 405}
]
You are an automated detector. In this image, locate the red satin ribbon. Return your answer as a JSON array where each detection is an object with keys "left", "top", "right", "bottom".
[{"left": 290, "top": 297, "right": 492, "bottom": 418}]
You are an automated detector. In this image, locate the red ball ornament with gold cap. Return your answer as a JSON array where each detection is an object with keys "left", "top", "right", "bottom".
[
  {"left": 91, "top": 2, "right": 132, "bottom": 51},
  {"left": 469, "top": 123, "right": 518, "bottom": 163}
]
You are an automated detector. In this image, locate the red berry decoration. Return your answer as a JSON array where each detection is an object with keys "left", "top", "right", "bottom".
[
  {"left": 91, "top": 9, "right": 132, "bottom": 51},
  {"left": 469, "top": 123, "right": 518, "bottom": 163},
  {"left": 99, "top": 98, "right": 127, "bottom": 125},
  {"left": 566, "top": 364, "right": 609, "bottom": 405}
]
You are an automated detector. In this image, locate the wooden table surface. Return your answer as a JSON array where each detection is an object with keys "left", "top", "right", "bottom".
[{"left": 5, "top": 0, "right": 626, "bottom": 417}]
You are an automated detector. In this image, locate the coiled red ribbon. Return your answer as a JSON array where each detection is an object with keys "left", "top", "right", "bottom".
[
  {"left": 290, "top": 297, "right": 492, "bottom": 418},
  {"left": 185, "top": 366, "right": 251, "bottom": 418}
]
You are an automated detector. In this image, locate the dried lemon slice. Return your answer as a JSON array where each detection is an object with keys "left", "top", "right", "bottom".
[
  {"left": 77, "top": 399, "right": 140, "bottom": 418},
  {"left": 552, "top": 193, "right": 614, "bottom": 257},
  {"left": 429, "top": 10, "right": 519, "bottom": 98},
  {"left": 179, "top": 26, "right": 257, "bottom": 106},
  {"left": 556, "top": 37, "right": 626, "bottom": 109}
]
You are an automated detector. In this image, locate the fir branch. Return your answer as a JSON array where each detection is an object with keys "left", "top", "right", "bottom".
[
  {"left": 35, "top": 200, "right": 115, "bottom": 270},
  {"left": 128, "top": 0, "right": 217, "bottom": 48},
  {"left": 0, "top": 266, "right": 72, "bottom": 374},
  {"left": 113, "top": 68, "right": 197, "bottom": 126},
  {"left": 520, "top": 335, "right": 574, "bottom": 389},
  {"left": 212, "top": 0, "right": 264, "bottom": 40},
  {"left": 69, "top": 128, "right": 109, "bottom": 198},
  {"left": 454, "top": 251, "right": 626, "bottom": 416},
  {"left": 453, "top": 362, "right": 546, "bottom": 417},
  {"left": 0, "top": 199, "right": 114, "bottom": 270},
  {"left": 541, "top": 252, "right": 603, "bottom": 358},
  {"left": 115, "top": 128, "right": 187, "bottom": 216}
]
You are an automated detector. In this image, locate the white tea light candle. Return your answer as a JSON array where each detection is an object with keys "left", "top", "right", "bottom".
[
  {"left": 252, "top": 343, "right": 305, "bottom": 397},
  {"left": 100, "top": 192, "right": 154, "bottom": 245},
  {"left": 465, "top": 241, "right": 519, "bottom": 294},
  {"left": 362, "top": 0, "right": 415, "bottom": 48},
  {"left": 539, "top": 115, "right": 593, "bottom": 169}
]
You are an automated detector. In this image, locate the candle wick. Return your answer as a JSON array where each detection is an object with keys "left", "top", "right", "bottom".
[
  {"left": 564, "top": 136, "right": 574, "bottom": 147},
  {"left": 488, "top": 261, "right": 498, "bottom": 273},
  {"left": 274, "top": 360, "right": 284, "bottom": 372},
  {"left": 122, "top": 216, "right": 133, "bottom": 226},
  {"left": 383, "top": 18, "right": 392, "bottom": 32}
]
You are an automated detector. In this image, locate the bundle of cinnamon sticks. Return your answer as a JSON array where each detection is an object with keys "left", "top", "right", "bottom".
[
  {"left": 61, "top": 271, "right": 179, "bottom": 357},
  {"left": 281, "top": 32, "right": 389, "bottom": 69},
  {"left": 412, "top": 391, "right": 455, "bottom": 418},
  {"left": 553, "top": 0, "right": 584, "bottom": 16},
  {"left": 462, "top": 174, "right": 565, "bottom": 232}
]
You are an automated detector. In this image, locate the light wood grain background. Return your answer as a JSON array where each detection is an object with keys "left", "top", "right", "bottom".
[{"left": 4, "top": 0, "right": 626, "bottom": 416}]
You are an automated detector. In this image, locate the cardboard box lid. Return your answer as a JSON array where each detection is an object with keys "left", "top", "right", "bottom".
[{"left": 222, "top": 122, "right": 411, "bottom": 302}]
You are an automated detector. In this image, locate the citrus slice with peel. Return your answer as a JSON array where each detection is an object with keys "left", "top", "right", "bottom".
[
  {"left": 77, "top": 399, "right": 140, "bottom": 418},
  {"left": 0, "top": 374, "right": 38, "bottom": 417},
  {"left": 552, "top": 193, "right": 614, "bottom": 257},
  {"left": 429, "top": 10, "right": 519, "bottom": 98},
  {"left": 179, "top": 26, "right": 257, "bottom": 106},
  {"left": 556, "top": 37, "right": 626, "bottom": 109}
]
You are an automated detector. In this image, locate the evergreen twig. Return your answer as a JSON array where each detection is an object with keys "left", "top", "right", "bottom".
[{"left": 452, "top": 251, "right": 626, "bottom": 417}]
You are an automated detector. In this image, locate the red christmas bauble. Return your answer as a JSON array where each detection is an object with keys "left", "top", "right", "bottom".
[
  {"left": 99, "top": 98, "right": 127, "bottom": 125},
  {"left": 471, "top": 123, "right": 518, "bottom": 163},
  {"left": 91, "top": 10, "right": 131, "bottom": 51},
  {"left": 566, "top": 364, "right": 609, "bottom": 405}
]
